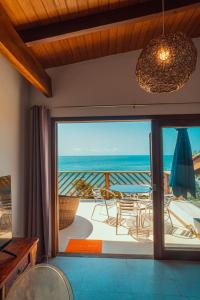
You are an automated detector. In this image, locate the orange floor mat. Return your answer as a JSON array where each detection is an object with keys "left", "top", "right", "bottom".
[{"left": 65, "top": 239, "right": 102, "bottom": 254}]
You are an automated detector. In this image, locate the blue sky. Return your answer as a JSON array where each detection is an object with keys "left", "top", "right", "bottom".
[
  {"left": 163, "top": 127, "right": 200, "bottom": 155},
  {"left": 58, "top": 122, "right": 200, "bottom": 156}
]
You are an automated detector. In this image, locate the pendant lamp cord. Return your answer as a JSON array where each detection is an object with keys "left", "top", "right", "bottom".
[{"left": 162, "top": 0, "right": 165, "bottom": 35}]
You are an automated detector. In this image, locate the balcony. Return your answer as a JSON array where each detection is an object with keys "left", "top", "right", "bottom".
[{"left": 58, "top": 170, "right": 200, "bottom": 255}]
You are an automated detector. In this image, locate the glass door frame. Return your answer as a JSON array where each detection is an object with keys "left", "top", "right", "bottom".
[
  {"left": 51, "top": 115, "right": 200, "bottom": 259},
  {"left": 51, "top": 116, "right": 154, "bottom": 257},
  {"left": 152, "top": 117, "right": 200, "bottom": 260}
]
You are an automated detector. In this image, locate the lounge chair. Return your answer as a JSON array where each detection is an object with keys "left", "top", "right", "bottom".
[{"left": 164, "top": 194, "right": 174, "bottom": 228}]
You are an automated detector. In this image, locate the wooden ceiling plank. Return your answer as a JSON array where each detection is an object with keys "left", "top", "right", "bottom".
[
  {"left": 82, "top": 35, "right": 92, "bottom": 59},
  {"left": 108, "top": 26, "right": 118, "bottom": 56},
  {"left": 29, "top": 0, "right": 51, "bottom": 26},
  {"left": 54, "top": 40, "right": 70, "bottom": 65},
  {"left": 128, "top": 21, "right": 143, "bottom": 51},
  {"left": 30, "top": 44, "right": 49, "bottom": 67},
  {"left": 116, "top": 25, "right": 124, "bottom": 53},
  {"left": 190, "top": 7, "right": 200, "bottom": 36},
  {"left": 65, "top": 0, "right": 80, "bottom": 15},
  {"left": 100, "top": 29, "right": 109, "bottom": 57},
  {"left": 42, "top": 43, "right": 59, "bottom": 67},
  {"left": 0, "top": 5, "right": 52, "bottom": 97},
  {"left": 68, "top": 37, "right": 82, "bottom": 61},
  {"left": 76, "top": 0, "right": 89, "bottom": 13},
  {"left": 84, "top": 32, "right": 94, "bottom": 58},
  {"left": 53, "top": 0, "right": 70, "bottom": 21},
  {"left": 64, "top": 39, "right": 77, "bottom": 62},
  {"left": 166, "top": 10, "right": 187, "bottom": 34},
  {"left": 15, "top": 0, "right": 38, "bottom": 26},
  {"left": 151, "top": 16, "right": 162, "bottom": 38},
  {"left": 185, "top": 8, "right": 199, "bottom": 31},
  {"left": 92, "top": 31, "right": 102, "bottom": 58},
  {"left": 99, "top": 30, "right": 106, "bottom": 57},
  {"left": 42, "top": 44, "right": 56, "bottom": 67},
  {"left": 125, "top": 24, "right": 136, "bottom": 52},
  {"left": 121, "top": 23, "right": 134, "bottom": 52},
  {"left": 18, "top": 0, "right": 200, "bottom": 46},
  {"left": 78, "top": 35, "right": 90, "bottom": 60},
  {"left": 30, "top": 3, "right": 200, "bottom": 69},
  {"left": 40, "top": 0, "right": 60, "bottom": 22},
  {"left": 61, "top": 39, "right": 76, "bottom": 63},
  {"left": 0, "top": 0, "right": 28, "bottom": 28},
  {"left": 176, "top": 9, "right": 199, "bottom": 36},
  {"left": 50, "top": 41, "right": 65, "bottom": 66}
]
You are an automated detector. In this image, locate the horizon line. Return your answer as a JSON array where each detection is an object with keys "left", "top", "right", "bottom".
[{"left": 58, "top": 154, "right": 174, "bottom": 157}]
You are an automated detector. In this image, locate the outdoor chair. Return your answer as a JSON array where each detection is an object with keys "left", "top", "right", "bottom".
[
  {"left": 91, "top": 188, "right": 116, "bottom": 221},
  {"left": 138, "top": 193, "right": 174, "bottom": 228},
  {"left": 137, "top": 192, "right": 153, "bottom": 224},
  {"left": 116, "top": 199, "right": 146, "bottom": 236}
]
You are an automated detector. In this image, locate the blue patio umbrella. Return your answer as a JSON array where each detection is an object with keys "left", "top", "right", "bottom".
[{"left": 169, "top": 128, "right": 196, "bottom": 198}]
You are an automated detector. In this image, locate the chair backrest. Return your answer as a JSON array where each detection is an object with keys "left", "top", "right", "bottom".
[
  {"left": 92, "top": 188, "right": 103, "bottom": 200},
  {"left": 136, "top": 193, "right": 152, "bottom": 207},
  {"left": 6, "top": 264, "right": 73, "bottom": 300},
  {"left": 117, "top": 200, "right": 135, "bottom": 214}
]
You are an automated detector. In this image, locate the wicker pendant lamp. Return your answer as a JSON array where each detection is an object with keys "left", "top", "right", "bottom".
[{"left": 135, "top": 0, "right": 197, "bottom": 93}]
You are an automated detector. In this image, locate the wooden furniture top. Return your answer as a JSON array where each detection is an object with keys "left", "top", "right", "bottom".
[{"left": 0, "top": 237, "right": 39, "bottom": 288}]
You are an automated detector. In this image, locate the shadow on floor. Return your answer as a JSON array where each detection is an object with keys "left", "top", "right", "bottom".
[{"left": 60, "top": 215, "right": 93, "bottom": 239}]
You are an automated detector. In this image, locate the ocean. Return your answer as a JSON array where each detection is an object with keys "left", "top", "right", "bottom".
[{"left": 58, "top": 155, "right": 173, "bottom": 172}]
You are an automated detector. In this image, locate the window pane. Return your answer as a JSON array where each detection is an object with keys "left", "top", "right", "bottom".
[{"left": 163, "top": 127, "right": 200, "bottom": 250}]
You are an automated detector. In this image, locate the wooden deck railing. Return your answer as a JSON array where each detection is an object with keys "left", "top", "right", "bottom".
[
  {"left": 58, "top": 171, "right": 151, "bottom": 196},
  {"left": 58, "top": 171, "right": 170, "bottom": 196}
]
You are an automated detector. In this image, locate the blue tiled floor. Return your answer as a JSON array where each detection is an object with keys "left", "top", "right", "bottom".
[{"left": 50, "top": 257, "right": 200, "bottom": 300}]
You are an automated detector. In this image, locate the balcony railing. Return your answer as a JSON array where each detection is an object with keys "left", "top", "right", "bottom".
[{"left": 58, "top": 171, "right": 170, "bottom": 197}]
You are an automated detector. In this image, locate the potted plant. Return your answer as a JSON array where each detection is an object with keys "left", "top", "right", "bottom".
[{"left": 73, "top": 179, "right": 93, "bottom": 199}]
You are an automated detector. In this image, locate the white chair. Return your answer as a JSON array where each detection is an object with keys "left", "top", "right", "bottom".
[
  {"left": 91, "top": 188, "right": 116, "bottom": 220},
  {"left": 116, "top": 199, "right": 146, "bottom": 236},
  {"left": 136, "top": 192, "right": 153, "bottom": 224},
  {"left": 6, "top": 263, "right": 73, "bottom": 300}
]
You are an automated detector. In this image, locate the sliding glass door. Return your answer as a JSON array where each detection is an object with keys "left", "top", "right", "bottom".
[
  {"left": 52, "top": 116, "right": 200, "bottom": 260},
  {"left": 152, "top": 119, "right": 200, "bottom": 259},
  {"left": 56, "top": 120, "right": 153, "bottom": 257}
]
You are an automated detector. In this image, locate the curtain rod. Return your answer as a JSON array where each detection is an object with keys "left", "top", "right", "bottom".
[{"left": 52, "top": 101, "right": 200, "bottom": 109}]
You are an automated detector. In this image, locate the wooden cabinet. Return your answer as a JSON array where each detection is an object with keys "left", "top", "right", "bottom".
[{"left": 0, "top": 237, "right": 38, "bottom": 300}]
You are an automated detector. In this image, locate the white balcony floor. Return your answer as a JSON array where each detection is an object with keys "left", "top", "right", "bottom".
[{"left": 59, "top": 200, "right": 200, "bottom": 255}]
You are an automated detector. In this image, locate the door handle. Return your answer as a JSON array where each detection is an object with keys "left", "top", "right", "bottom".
[{"left": 152, "top": 184, "right": 157, "bottom": 192}]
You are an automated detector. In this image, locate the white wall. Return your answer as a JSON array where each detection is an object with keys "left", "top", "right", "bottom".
[
  {"left": 0, "top": 54, "right": 29, "bottom": 237},
  {"left": 30, "top": 37, "right": 200, "bottom": 117}
]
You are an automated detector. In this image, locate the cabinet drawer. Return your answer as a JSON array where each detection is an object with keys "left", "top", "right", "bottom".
[{"left": 5, "top": 255, "right": 30, "bottom": 294}]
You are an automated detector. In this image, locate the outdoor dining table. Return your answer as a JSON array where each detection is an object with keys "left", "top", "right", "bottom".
[{"left": 109, "top": 184, "right": 151, "bottom": 195}]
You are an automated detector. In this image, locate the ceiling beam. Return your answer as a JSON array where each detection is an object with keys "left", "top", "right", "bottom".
[
  {"left": 18, "top": 0, "right": 200, "bottom": 46},
  {"left": 0, "top": 5, "right": 52, "bottom": 97}
]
